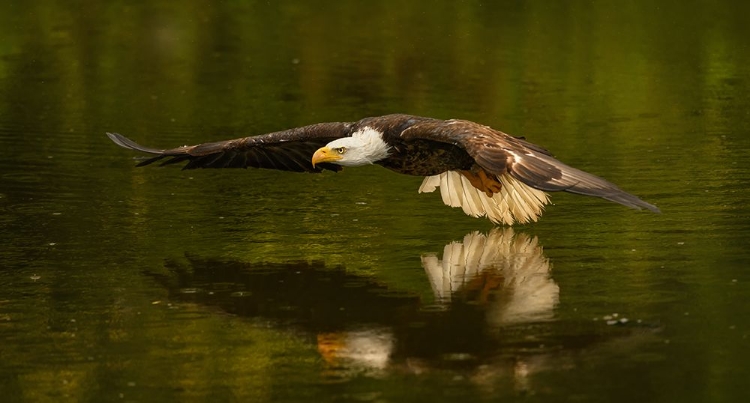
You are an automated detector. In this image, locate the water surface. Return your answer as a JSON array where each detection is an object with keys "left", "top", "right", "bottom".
[{"left": 1, "top": 1, "right": 749, "bottom": 402}]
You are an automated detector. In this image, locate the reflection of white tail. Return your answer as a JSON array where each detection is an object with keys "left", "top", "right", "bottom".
[
  {"left": 419, "top": 171, "right": 550, "bottom": 225},
  {"left": 421, "top": 228, "right": 559, "bottom": 324}
]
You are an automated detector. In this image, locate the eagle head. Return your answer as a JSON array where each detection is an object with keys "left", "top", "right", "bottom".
[{"left": 312, "top": 127, "right": 390, "bottom": 168}]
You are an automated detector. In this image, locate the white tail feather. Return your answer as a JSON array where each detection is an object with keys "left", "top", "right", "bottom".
[
  {"left": 459, "top": 175, "right": 484, "bottom": 217},
  {"left": 419, "top": 171, "right": 550, "bottom": 225},
  {"left": 418, "top": 175, "right": 440, "bottom": 193}
]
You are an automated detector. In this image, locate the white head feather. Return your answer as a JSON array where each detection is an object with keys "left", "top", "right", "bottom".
[{"left": 324, "top": 126, "right": 390, "bottom": 166}]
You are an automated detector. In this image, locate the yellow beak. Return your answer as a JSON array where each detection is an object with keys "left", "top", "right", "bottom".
[{"left": 311, "top": 147, "right": 342, "bottom": 167}]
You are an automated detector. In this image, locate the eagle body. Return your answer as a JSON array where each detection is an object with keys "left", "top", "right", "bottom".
[
  {"left": 354, "top": 115, "right": 476, "bottom": 176},
  {"left": 377, "top": 136, "right": 476, "bottom": 176},
  {"left": 107, "top": 114, "right": 659, "bottom": 225}
]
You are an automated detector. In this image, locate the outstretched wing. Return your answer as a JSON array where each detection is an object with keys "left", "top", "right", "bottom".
[
  {"left": 107, "top": 122, "right": 353, "bottom": 172},
  {"left": 401, "top": 119, "right": 660, "bottom": 212}
]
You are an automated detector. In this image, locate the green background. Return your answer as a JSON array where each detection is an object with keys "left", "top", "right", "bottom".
[{"left": 1, "top": 1, "right": 749, "bottom": 402}]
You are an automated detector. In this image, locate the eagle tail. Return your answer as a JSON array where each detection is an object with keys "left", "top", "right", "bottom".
[{"left": 419, "top": 171, "right": 549, "bottom": 225}]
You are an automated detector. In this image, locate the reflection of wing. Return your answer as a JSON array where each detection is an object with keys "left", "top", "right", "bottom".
[{"left": 421, "top": 228, "right": 559, "bottom": 324}]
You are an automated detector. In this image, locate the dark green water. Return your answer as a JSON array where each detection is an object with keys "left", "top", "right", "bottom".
[{"left": 1, "top": 1, "right": 749, "bottom": 402}]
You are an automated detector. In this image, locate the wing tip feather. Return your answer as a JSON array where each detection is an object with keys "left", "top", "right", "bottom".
[{"left": 106, "top": 132, "right": 164, "bottom": 155}]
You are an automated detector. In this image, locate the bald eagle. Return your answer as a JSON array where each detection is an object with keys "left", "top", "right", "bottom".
[{"left": 107, "top": 114, "right": 659, "bottom": 225}]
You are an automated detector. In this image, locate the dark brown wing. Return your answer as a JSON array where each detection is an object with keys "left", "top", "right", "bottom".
[
  {"left": 107, "top": 122, "right": 352, "bottom": 172},
  {"left": 401, "top": 119, "right": 660, "bottom": 212}
]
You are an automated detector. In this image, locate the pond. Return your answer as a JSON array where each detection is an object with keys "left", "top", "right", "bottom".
[{"left": 1, "top": 1, "right": 749, "bottom": 402}]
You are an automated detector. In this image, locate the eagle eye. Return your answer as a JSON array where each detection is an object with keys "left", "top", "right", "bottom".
[{"left": 336, "top": 147, "right": 346, "bottom": 154}]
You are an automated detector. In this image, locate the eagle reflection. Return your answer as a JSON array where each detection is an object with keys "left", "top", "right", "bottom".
[{"left": 148, "top": 231, "right": 661, "bottom": 390}]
